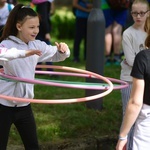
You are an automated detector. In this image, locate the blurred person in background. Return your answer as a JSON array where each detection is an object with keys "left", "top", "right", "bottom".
[
  {"left": 0, "top": 0, "right": 14, "bottom": 37},
  {"left": 72, "top": 0, "right": 93, "bottom": 63},
  {"left": 0, "top": 0, "right": 14, "bottom": 68},
  {"left": 33, "top": 0, "right": 55, "bottom": 72},
  {"left": 101, "top": 0, "right": 128, "bottom": 66}
]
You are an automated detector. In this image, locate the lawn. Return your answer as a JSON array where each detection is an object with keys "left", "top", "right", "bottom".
[
  {"left": 6, "top": 2, "right": 123, "bottom": 149},
  {"left": 7, "top": 38, "right": 123, "bottom": 149}
]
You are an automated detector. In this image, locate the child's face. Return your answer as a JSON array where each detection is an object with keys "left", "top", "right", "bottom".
[
  {"left": 16, "top": 16, "right": 40, "bottom": 43},
  {"left": 131, "top": 3, "right": 149, "bottom": 26}
]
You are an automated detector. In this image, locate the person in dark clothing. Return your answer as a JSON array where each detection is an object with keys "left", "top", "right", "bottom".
[
  {"left": 72, "top": 0, "right": 93, "bottom": 63},
  {"left": 36, "top": 0, "right": 55, "bottom": 71}
]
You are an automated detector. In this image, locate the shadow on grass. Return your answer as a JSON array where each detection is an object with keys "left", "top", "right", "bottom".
[{"left": 8, "top": 136, "right": 117, "bottom": 150}]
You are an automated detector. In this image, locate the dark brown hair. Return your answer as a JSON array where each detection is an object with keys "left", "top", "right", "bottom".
[{"left": 0, "top": 4, "right": 38, "bottom": 42}]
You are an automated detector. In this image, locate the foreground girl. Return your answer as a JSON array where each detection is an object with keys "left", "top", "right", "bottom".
[{"left": 0, "top": 4, "right": 70, "bottom": 149}]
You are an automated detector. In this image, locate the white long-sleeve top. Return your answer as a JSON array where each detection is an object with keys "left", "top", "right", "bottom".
[
  {"left": 0, "top": 36, "right": 70, "bottom": 107},
  {"left": 120, "top": 26, "right": 147, "bottom": 82}
]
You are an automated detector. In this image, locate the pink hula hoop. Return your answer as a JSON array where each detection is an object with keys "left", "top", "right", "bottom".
[
  {"left": 36, "top": 65, "right": 129, "bottom": 90},
  {"left": 0, "top": 71, "right": 128, "bottom": 90},
  {"left": 34, "top": 71, "right": 128, "bottom": 90},
  {"left": 0, "top": 65, "right": 114, "bottom": 104},
  {"left": 0, "top": 72, "right": 110, "bottom": 90}
]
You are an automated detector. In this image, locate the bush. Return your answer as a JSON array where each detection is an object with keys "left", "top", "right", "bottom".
[{"left": 51, "top": 8, "right": 76, "bottom": 39}]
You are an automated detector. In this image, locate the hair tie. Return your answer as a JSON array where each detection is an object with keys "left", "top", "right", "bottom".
[
  {"left": 21, "top": 6, "right": 26, "bottom": 8},
  {"left": 21, "top": 6, "right": 30, "bottom": 9}
]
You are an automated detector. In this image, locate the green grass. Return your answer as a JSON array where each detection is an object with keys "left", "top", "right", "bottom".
[
  {"left": 8, "top": 39, "right": 123, "bottom": 148},
  {"left": 3, "top": 2, "right": 123, "bottom": 149}
]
